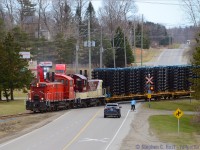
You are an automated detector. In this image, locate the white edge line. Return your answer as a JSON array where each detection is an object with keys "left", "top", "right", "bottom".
[
  {"left": 105, "top": 109, "right": 131, "bottom": 150},
  {"left": 0, "top": 111, "right": 71, "bottom": 148}
]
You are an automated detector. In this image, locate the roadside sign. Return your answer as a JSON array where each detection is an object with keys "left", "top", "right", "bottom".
[
  {"left": 174, "top": 108, "right": 183, "bottom": 119},
  {"left": 147, "top": 94, "right": 151, "bottom": 99},
  {"left": 173, "top": 108, "right": 184, "bottom": 135},
  {"left": 39, "top": 61, "right": 52, "bottom": 67},
  {"left": 19, "top": 52, "right": 30, "bottom": 59}
]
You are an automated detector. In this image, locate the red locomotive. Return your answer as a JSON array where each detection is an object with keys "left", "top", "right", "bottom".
[{"left": 26, "top": 65, "right": 106, "bottom": 112}]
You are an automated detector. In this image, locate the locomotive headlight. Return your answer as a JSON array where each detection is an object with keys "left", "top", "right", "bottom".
[
  {"left": 28, "top": 98, "right": 31, "bottom": 101},
  {"left": 37, "top": 83, "right": 39, "bottom": 87},
  {"left": 41, "top": 98, "right": 44, "bottom": 101}
]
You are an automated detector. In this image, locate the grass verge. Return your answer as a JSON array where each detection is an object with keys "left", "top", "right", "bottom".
[
  {"left": 0, "top": 99, "right": 26, "bottom": 116},
  {"left": 149, "top": 115, "right": 200, "bottom": 145},
  {"left": 13, "top": 90, "right": 27, "bottom": 97},
  {"left": 135, "top": 48, "right": 162, "bottom": 63},
  {"left": 144, "top": 100, "right": 200, "bottom": 111}
]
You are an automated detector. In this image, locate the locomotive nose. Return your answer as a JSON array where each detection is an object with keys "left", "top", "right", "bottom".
[{"left": 33, "top": 95, "right": 40, "bottom": 101}]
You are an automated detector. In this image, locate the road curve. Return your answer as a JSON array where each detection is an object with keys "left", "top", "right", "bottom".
[{"left": 145, "top": 46, "right": 189, "bottom": 66}]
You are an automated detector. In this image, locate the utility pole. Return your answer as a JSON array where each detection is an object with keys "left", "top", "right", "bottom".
[
  {"left": 134, "top": 20, "right": 136, "bottom": 65},
  {"left": 113, "top": 34, "right": 116, "bottom": 68},
  {"left": 38, "top": 0, "right": 42, "bottom": 39},
  {"left": 75, "top": 44, "right": 79, "bottom": 73},
  {"left": 100, "top": 26, "right": 103, "bottom": 68},
  {"left": 124, "top": 31, "right": 127, "bottom": 67},
  {"left": 130, "top": 26, "right": 132, "bottom": 57},
  {"left": 75, "top": 10, "right": 80, "bottom": 74},
  {"left": 88, "top": 15, "right": 91, "bottom": 79},
  {"left": 141, "top": 14, "right": 143, "bottom": 66}
]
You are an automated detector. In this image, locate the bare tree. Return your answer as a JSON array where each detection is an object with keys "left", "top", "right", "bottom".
[
  {"left": 39, "top": 0, "right": 51, "bottom": 33},
  {"left": 182, "top": 0, "right": 200, "bottom": 26},
  {"left": 0, "top": 3, "right": 5, "bottom": 20},
  {"left": 1, "top": 0, "right": 19, "bottom": 29},
  {"left": 98, "top": 0, "right": 137, "bottom": 36},
  {"left": 34, "top": 0, "right": 53, "bottom": 38},
  {"left": 51, "top": 0, "right": 74, "bottom": 37}
]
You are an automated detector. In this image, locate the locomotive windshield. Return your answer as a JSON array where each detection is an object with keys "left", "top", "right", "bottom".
[
  {"left": 55, "top": 79, "right": 64, "bottom": 84},
  {"left": 55, "top": 70, "right": 65, "bottom": 74}
]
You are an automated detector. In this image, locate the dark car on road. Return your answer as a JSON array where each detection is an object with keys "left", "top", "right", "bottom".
[{"left": 104, "top": 103, "right": 121, "bottom": 118}]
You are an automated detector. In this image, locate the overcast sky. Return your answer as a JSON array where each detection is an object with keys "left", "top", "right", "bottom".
[{"left": 91, "top": 0, "right": 193, "bottom": 28}]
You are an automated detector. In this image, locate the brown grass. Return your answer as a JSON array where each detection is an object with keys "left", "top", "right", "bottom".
[{"left": 133, "top": 48, "right": 162, "bottom": 64}]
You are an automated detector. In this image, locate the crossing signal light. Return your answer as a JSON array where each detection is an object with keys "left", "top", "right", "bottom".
[{"left": 150, "top": 85, "right": 154, "bottom": 91}]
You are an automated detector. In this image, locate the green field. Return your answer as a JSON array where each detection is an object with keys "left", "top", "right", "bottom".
[
  {"left": 13, "top": 90, "right": 27, "bottom": 97},
  {"left": 147, "top": 100, "right": 200, "bottom": 145},
  {"left": 0, "top": 99, "right": 26, "bottom": 116},
  {"left": 0, "top": 90, "right": 27, "bottom": 116},
  {"left": 149, "top": 115, "right": 200, "bottom": 145},
  {"left": 144, "top": 100, "right": 200, "bottom": 111}
]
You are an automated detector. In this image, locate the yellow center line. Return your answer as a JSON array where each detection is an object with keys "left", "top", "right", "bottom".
[{"left": 63, "top": 108, "right": 101, "bottom": 150}]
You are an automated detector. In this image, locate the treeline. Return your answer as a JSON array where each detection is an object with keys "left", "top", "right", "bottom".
[{"left": 0, "top": 0, "right": 185, "bottom": 68}]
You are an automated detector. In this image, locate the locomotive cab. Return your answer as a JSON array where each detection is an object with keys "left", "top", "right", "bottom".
[
  {"left": 54, "top": 74, "right": 75, "bottom": 100},
  {"left": 71, "top": 74, "right": 87, "bottom": 92}
]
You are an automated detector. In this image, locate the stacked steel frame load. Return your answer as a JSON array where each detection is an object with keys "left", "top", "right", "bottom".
[
  {"left": 168, "top": 66, "right": 188, "bottom": 92},
  {"left": 124, "top": 68, "right": 132, "bottom": 94},
  {"left": 119, "top": 69, "right": 125, "bottom": 95},
  {"left": 168, "top": 66, "right": 178, "bottom": 91},
  {"left": 113, "top": 69, "right": 120, "bottom": 95},
  {"left": 178, "top": 66, "right": 185, "bottom": 91},
  {"left": 139, "top": 67, "right": 147, "bottom": 94},
  {"left": 92, "top": 65, "right": 194, "bottom": 96},
  {"left": 184, "top": 66, "right": 193, "bottom": 91},
  {"left": 104, "top": 68, "right": 115, "bottom": 93},
  {"left": 154, "top": 66, "right": 168, "bottom": 93}
]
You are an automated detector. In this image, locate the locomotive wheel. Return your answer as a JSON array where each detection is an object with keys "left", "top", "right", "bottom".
[{"left": 82, "top": 103, "right": 87, "bottom": 108}]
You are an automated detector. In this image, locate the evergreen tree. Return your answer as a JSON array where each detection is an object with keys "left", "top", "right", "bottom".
[
  {"left": 62, "top": 37, "right": 76, "bottom": 64},
  {"left": 12, "top": 27, "right": 30, "bottom": 51},
  {"left": 54, "top": 33, "right": 66, "bottom": 63},
  {"left": 191, "top": 33, "right": 200, "bottom": 99},
  {"left": 62, "top": 1, "right": 72, "bottom": 30},
  {"left": 85, "top": 2, "right": 97, "bottom": 30},
  {"left": 54, "top": 33, "right": 76, "bottom": 64},
  {"left": 80, "top": 2, "right": 100, "bottom": 65},
  {"left": 113, "top": 27, "right": 134, "bottom": 67},
  {"left": 0, "top": 18, "right": 6, "bottom": 100},
  {"left": 1, "top": 32, "right": 33, "bottom": 101},
  {"left": 0, "top": 40, "right": 6, "bottom": 100},
  {"left": 103, "top": 38, "right": 113, "bottom": 68},
  {"left": 135, "top": 23, "right": 150, "bottom": 49},
  {"left": 18, "top": 0, "right": 36, "bottom": 20},
  {"left": 0, "top": 18, "right": 6, "bottom": 41}
]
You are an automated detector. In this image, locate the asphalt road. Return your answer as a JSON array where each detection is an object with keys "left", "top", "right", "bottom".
[
  {"left": 0, "top": 103, "right": 140, "bottom": 150},
  {"left": 145, "top": 45, "right": 189, "bottom": 66}
]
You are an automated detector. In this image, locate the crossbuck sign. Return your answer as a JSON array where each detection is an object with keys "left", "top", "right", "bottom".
[{"left": 145, "top": 75, "right": 153, "bottom": 84}]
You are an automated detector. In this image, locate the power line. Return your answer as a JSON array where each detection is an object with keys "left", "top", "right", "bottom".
[
  {"left": 134, "top": 1, "right": 183, "bottom": 6},
  {"left": 91, "top": 0, "right": 185, "bottom": 6}
]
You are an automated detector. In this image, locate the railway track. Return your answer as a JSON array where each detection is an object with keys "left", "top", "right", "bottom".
[
  {"left": 0, "top": 97, "right": 193, "bottom": 120},
  {"left": 0, "top": 112, "right": 32, "bottom": 120}
]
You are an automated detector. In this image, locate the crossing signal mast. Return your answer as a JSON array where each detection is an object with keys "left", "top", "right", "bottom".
[{"left": 146, "top": 74, "right": 154, "bottom": 108}]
